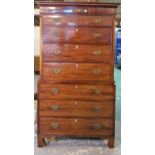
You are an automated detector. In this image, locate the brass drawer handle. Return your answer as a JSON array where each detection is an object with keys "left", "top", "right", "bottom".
[
  {"left": 51, "top": 88, "right": 60, "bottom": 94},
  {"left": 51, "top": 67, "right": 61, "bottom": 74},
  {"left": 53, "top": 49, "right": 61, "bottom": 55},
  {"left": 95, "top": 18, "right": 102, "bottom": 24},
  {"left": 94, "top": 33, "right": 101, "bottom": 38},
  {"left": 76, "top": 8, "right": 83, "bottom": 13},
  {"left": 93, "top": 69, "right": 102, "bottom": 75},
  {"left": 51, "top": 123, "right": 59, "bottom": 129},
  {"left": 92, "top": 107, "right": 101, "bottom": 112},
  {"left": 52, "top": 17, "right": 61, "bottom": 24},
  {"left": 92, "top": 124, "right": 101, "bottom": 130},
  {"left": 93, "top": 50, "right": 102, "bottom": 56},
  {"left": 51, "top": 105, "right": 61, "bottom": 111},
  {"left": 94, "top": 89, "right": 102, "bottom": 95},
  {"left": 52, "top": 32, "right": 60, "bottom": 37}
]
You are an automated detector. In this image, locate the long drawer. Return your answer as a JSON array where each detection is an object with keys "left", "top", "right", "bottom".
[
  {"left": 40, "top": 6, "right": 116, "bottom": 15},
  {"left": 43, "top": 44, "right": 113, "bottom": 62},
  {"left": 42, "top": 63, "right": 113, "bottom": 81},
  {"left": 42, "top": 27, "right": 112, "bottom": 44},
  {"left": 39, "top": 100, "right": 114, "bottom": 118},
  {"left": 38, "top": 82, "right": 115, "bottom": 101},
  {"left": 43, "top": 15, "right": 113, "bottom": 27},
  {"left": 39, "top": 117, "right": 114, "bottom": 136}
]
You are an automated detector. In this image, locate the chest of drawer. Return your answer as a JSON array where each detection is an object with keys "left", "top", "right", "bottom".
[
  {"left": 42, "top": 63, "right": 113, "bottom": 81},
  {"left": 43, "top": 44, "right": 112, "bottom": 62},
  {"left": 38, "top": 82, "right": 115, "bottom": 101},
  {"left": 43, "top": 27, "right": 112, "bottom": 44},
  {"left": 43, "top": 15, "right": 113, "bottom": 27},
  {"left": 39, "top": 100, "right": 114, "bottom": 118},
  {"left": 40, "top": 117, "right": 114, "bottom": 137}
]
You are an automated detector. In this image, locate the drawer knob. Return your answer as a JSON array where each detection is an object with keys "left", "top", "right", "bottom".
[
  {"left": 92, "top": 124, "right": 101, "bottom": 130},
  {"left": 52, "top": 17, "right": 61, "bottom": 24},
  {"left": 93, "top": 50, "right": 102, "bottom": 56},
  {"left": 51, "top": 88, "right": 60, "bottom": 94},
  {"left": 51, "top": 67, "right": 61, "bottom": 74},
  {"left": 53, "top": 49, "right": 61, "bottom": 55},
  {"left": 93, "top": 69, "right": 102, "bottom": 75},
  {"left": 94, "top": 89, "right": 102, "bottom": 95},
  {"left": 94, "top": 33, "right": 101, "bottom": 38},
  {"left": 51, "top": 105, "right": 60, "bottom": 111},
  {"left": 51, "top": 123, "right": 59, "bottom": 129},
  {"left": 95, "top": 18, "right": 102, "bottom": 24},
  {"left": 93, "top": 107, "right": 101, "bottom": 112}
]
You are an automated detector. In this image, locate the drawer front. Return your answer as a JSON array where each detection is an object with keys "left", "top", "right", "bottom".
[
  {"left": 40, "top": 6, "right": 116, "bottom": 15},
  {"left": 43, "top": 44, "right": 112, "bottom": 62},
  {"left": 42, "top": 63, "right": 113, "bottom": 81},
  {"left": 39, "top": 100, "right": 114, "bottom": 118},
  {"left": 38, "top": 82, "right": 115, "bottom": 101},
  {"left": 43, "top": 27, "right": 112, "bottom": 44},
  {"left": 43, "top": 15, "right": 112, "bottom": 27},
  {"left": 39, "top": 117, "right": 114, "bottom": 136}
]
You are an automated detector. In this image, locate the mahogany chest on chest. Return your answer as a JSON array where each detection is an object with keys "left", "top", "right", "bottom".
[{"left": 37, "top": 1, "right": 119, "bottom": 148}]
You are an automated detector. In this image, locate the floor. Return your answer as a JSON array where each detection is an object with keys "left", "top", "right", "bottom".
[{"left": 34, "top": 67, "right": 121, "bottom": 155}]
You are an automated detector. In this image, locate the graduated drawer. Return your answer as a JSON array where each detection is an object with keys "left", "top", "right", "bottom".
[
  {"left": 43, "top": 44, "right": 113, "bottom": 62},
  {"left": 43, "top": 15, "right": 112, "bottom": 27},
  {"left": 38, "top": 82, "right": 115, "bottom": 101},
  {"left": 39, "top": 100, "right": 114, "bottom": 118},
  {"left": 39, "top": 117, "right": 114, "bottom": 136},
  {"left": 42, "top": 63, "right": 113, "bottom": 81},
  {"left": 43, "top": 27, "right": 112, "bottom": 44},
  {"left": 40, "top": 6, "right": 116, "bottom": 15}
]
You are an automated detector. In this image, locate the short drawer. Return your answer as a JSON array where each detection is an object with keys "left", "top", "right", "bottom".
[
  {"left": 43, "top": 27, "right": 112, "bottom": 44},
  {"left": 42, "top": 63, "right": 113, "bottom": 81},
  {"left": 40, "top": 6, "right": 116, "bottom": 15},
  {"left": 38, "top": 82, "right": 115, "bottom": 101},
  {"left": 39, "top": 117, "right": 114, "bottom": 137},
  {"left": 43, "top": 15, "right": 113, "bottom": 27},
  {"left": 39, "top": 100, "right": 114, "bottom": 118},
  {"left": 43, "top": 44, "right": 113, "bottom": 63}
]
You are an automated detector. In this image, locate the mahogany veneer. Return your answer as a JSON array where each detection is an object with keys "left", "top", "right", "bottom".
[{"left": 37, "top": 1, "right": 119, "bottom": 148}]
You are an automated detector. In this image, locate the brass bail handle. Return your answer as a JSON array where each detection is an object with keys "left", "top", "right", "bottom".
[
  {"left": 51, "top": 123, "right": 59, "bottom": 129},
  {"left": 51, "top": 105, "right": 61, "bottom": 111},
  {"left": 52, "top": 17, "right": 61, "bottom": 23},
  {"left": 51, "top": 88, "right": 60, "bottom": 94},
  {"left": 94, "top": 89, "right": 102, "bottom": 95},
  {"left": 95, "top": 18, "right": 102, "bottom": 24},
  {"left": 93, "top": 50, "right": 102, "bottom": 55},
  {"left": 93, "top": 106, "right": 101, "bottom": 112},
  {"left": 92, "top": 124, "right": 101, "bottom": 130},
  {"left": 53, "top": 49, "right": 61, "bottom": 55},
  {"left": 94, "top": 33, "right": 101, "bottom": 38},
  {"left": 51, "top": 67, "right": 61, "bottom": 74},
  {"left": 93, "top": 68, "right": 102, "bottom": 75}
]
